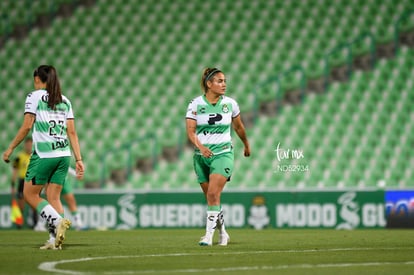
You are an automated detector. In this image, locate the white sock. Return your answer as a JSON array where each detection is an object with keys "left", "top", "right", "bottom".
[
  {"left": 39, "top": 204, "right": 62, "bottom": 234},
  {"left": 48, "top": 224, "right": 56, "bottom": 240},
  {"left": 74, "top": 212, "right": 82, "bottom": 225},
  {"left": 206, "top": 211, "right": 219, "bottom": 236},
  {"left": 48, "top": 235, "right": 56, "bottom": 244},
  {"left": 217, "top": 209, "right": 227, "bottom": 234}
]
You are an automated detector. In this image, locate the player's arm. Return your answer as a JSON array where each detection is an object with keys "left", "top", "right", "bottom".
[
  {"left": 232, "top": 115, "right": 251, "bottom": 157},
  {"left": 186, "top": 118, "right": 213, "bottom": 158},
  {"left": 67, "top": 119, "right": 84, "bottom": 180},
  {"left": 3, "top": 113, "right": 35, "bottom": 163}
]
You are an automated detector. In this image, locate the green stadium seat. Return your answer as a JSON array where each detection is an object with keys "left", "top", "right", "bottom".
[{"left": 0, "top": 0, "right": 413, "bottom": 190}]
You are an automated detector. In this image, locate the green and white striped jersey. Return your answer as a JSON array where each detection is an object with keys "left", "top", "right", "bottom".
[
  {"left": 186, "top": 95, "right": 240, "bottom": 155},
  {"left": 24, "top": 89, "right": 74, "bottom": 158}
]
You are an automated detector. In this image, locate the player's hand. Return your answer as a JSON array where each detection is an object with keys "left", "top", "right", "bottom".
[
  {"left": 75, "top": 160, "right": 85, "bottom": 180},
  {"left": 2, "top": 148, "right": 13, "bottom": 163},
  {"left": 200, "top": 146, "right": 213, "bottom": 158},
  {"left": 244, "top": 144, "right": 251, "bottom": 157}
]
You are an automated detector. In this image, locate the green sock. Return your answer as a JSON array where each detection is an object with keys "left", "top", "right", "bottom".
[
  {"left": 36, "top": 200, "right": 49, "bottom": 214},
  {"left": 207, "top": 205, "right": 221, "bottom": 211}
]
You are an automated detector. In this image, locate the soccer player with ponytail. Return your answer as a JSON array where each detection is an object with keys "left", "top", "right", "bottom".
[
  {"left": 186, "top": 67, "right": 250, "bottom": 246},
  {"left": 3, "top": 65, "right": 84, "bottom": 249}
]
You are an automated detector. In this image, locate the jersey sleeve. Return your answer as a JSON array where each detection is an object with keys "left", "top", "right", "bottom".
[
  {"left": 24, "top": 92, "right": 38, "bottom": 115},
  {"left": 232, "top": 99, "right": 240, "bottom": 118},
  {"left": 185, "top": 100, "right": 197, "bottom": 120},
  {"left": 65, "top": 98, "right": 75, "bottom": 119}
]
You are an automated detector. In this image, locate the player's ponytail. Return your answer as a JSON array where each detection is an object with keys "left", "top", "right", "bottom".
[
  {"left": 200, "top": 67, "right": 221, "bottom": 93},
  {"left": 34, "top": 65, "right": 62, "bottom": 110}
]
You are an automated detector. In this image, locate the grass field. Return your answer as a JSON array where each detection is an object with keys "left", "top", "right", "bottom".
[{"left": 1, "top": 228, "right": 414, "bottom": 275}]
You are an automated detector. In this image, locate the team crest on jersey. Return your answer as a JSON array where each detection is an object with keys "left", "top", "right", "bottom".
[{"left": 222, "top": 104, "right": 229, "bottom": 113}]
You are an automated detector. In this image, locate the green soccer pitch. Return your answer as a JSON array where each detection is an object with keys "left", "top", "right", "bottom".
[{"left": 1, "top": 229, "right": 414, "bottom": 275}]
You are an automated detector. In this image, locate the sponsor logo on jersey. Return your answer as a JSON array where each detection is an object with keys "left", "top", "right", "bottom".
[
  {"left": 51, "top": 138, "right": 69, "bottom": 150},
  {"left": 41, "top": 94, "right": 49, "bottom": 102},
  {"left": 202, "top": 129, "right": 225, "bottom": 135},
  {"left": 207, "top": 113, "right": 223, "bottom": 125}
]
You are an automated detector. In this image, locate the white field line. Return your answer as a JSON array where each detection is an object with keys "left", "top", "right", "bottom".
[{"left": 38, "top": 247, "right": 414, "bottom": 275}]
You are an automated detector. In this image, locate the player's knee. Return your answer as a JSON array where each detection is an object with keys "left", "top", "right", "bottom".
[{"left": 206, "top": 192, "right": 220, "bottom": 204}]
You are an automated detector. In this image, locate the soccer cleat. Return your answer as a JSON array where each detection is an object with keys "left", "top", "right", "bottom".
[
  {"left": 55, "top": 218, "right": 71, "bottom": 249},
  {"left": 199, "top": 234, "right": 213, "bottom": 246},
  {"left": 218, "top": 232, "right": 230, "bottom": 246},
  {"left": 40, "top": 240, "right": 58, "bottom": 250}
]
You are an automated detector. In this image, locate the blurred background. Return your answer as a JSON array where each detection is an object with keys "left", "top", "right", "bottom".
[{"left": 0, "top": 0, "right": 413, "bottom": 192}]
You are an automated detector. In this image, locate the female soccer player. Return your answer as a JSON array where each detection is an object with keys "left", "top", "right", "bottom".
[
  {"left": 2, "top": 65, "right": 84, "bottom": 249},
  {"left": 186, "top": 67, "right": 250, "bottom": 246}
]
